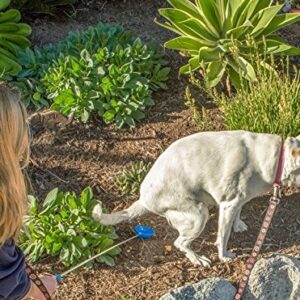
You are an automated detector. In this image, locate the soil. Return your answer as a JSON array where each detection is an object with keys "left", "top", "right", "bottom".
[{"left": 25, "top": 1, "right": 300, "bottom": 299}]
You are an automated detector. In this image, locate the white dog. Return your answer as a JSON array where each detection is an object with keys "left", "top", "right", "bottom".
[{"left": 93, "top": 130, "right": 300, "bottom": 266}]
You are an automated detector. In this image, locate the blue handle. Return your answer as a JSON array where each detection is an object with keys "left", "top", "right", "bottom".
[
  {"left": 134, "top": 225, "right": 155, "bottom": 239},
  {"left": 56, "top": 274, "right": 62, "bottom": 282}
]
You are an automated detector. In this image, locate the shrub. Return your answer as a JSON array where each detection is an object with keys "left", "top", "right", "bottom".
[
  {"left": 19, "top": 187, "right": 121, "bottom": 268},
  {"left": 115, "top": 161, "right": 151, "bottom": 195},
  {"left": 214, "top": 57, "right": 300, "bottom": 138},
  {"left": 156, "top": 0, "right": 300, "bottom": 88},
  {"left": 12, "top": 23, "right": 170, "bottom": 127},
  {"left": 0, "top": 0, "right": 31, "bottom": 77}
]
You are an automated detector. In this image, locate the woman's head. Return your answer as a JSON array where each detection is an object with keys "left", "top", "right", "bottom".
[{"left": 0, "top": 84, "right": 30, "bottom": 245}]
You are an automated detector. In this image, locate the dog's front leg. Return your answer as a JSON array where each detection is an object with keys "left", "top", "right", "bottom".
[{"left": 216, "top": 200, "right": 240, "bottom": 262}]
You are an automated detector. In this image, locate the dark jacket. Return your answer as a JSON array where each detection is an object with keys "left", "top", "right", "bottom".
[{"left": 0, "top": 240, "right": 30, "bottom": 300}]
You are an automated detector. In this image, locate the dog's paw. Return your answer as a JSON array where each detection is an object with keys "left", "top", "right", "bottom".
[
  {"left": 220, "top": 251, "right": 236, "bottom": 262},
  {"left": 188, "top": 254, "right": 211, "bottom": 267},
  {"left": 92, "top": 204, "right": 103, "bottom": 221},
  {"left": 233, "top": 219, "right": 248, "bottom": 233}
]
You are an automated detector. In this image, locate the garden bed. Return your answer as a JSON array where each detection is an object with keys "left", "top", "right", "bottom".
[{"left": 26, "top": 1, "right": 300, "bottom": 299}]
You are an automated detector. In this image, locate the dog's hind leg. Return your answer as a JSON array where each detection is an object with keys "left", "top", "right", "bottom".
[
  {"left": 165, "top": 203, "right": 211, "bottom": 267},
  {"left": 233, "top": 207, "right": 248, "bottom": 233}
]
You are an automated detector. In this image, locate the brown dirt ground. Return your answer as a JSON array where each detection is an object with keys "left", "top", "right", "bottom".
[{"left": 25, "top": 1, "right": 300, "bottom": 299}]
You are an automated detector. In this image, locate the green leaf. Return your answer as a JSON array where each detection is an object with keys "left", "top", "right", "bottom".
[
  {"left": 157, "top": 67, "right": 171, "bottom": 79},
  {"left": 195, "top": 0, "right": 220, "bottom": 34},
  {"left": 199, "top": 46, "right": 222, "bottom": 62},
  {"left": 225, "top": 21, "right": 253, "bottom": 39},
  {"left": 97, "top": 254, "right": 115, "bottom": 267},
  {"left": 159, "top": 8, "right": 216, "bottom": 43},
  {"left": 263, "top": 38, "right": 300, "bottom": 55},
  {"left": 103, "top": 110, "right": 116, "bottom": 122},
  {"left": 52, "top": 242, "right": 62, "bottom": 253},
  {"left": 100, "top": 238, "right": 114, "bottom": 250},
  {"left": 45, "top": 235, "right": 54, "bottom": 244},
  {"left": 251, "top": 5, "right": 283, "bottom": 36},
  {"left": 179, "top": 56, "right": 200, "bottom": 74},
  {"left": 32, "top": 92, "right": 41, "bottom": 101},
  {"left": 229, "top": 0, "right": 247, "bottom": 17},
  {"left": 167, "top": 0, "right": 201, "bottom": 19},
  {"left": 67, "top": 195, "right": 78, "bottom": 209},
  {"left": 60, "top": 247, "right": 70, "bottom": 263},
  {"left": 228, "top": 56, "right": 256, "bottom": 82},
  {"left": 107, "top": 246, "right": 121, "bottom": 256},
  {"left": 227, "top": 66, "right": 243, "bottom": 90},
  {"left": 231, "top": 0, "right": 250, "bottom": 27},
  {"left": 260, "top": 13, "right": 300, "bottom": 37},
  {"left": 81, "top": 109, "right": 90, "bottom": 123},
  {"left": 67, "top": 229, "right": 76, "bottom": 236},
  {"left": 144, "top": 97, "right": 155, "bottom": 106},
  {"left": 54, "top": 89, "right": 75, "bottom": 105},
  {"left": 42, "top": 188, "right": 59, "bottom": 209},
  {"left": 124, "top": 116, "right": 135, "bottom": 127},
  {"left": 206, "top": 61, "right": 226, "bottom": 87},
  {"left": 80, "top": 187, "right": 93, "bottom": 208},
  {"left": 165, "top": 36, "right": 204, "bottom": 51},
  {"left": 131, "top": 110, "right": 145, "bottom": 120},
  {"left": 28, "top": 195, "right": 38, "bottom": 215},
  {"left": 0, "top": 0, "right": 11, "bottom": 12}
]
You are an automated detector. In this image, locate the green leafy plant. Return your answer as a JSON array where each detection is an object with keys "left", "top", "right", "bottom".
[
  {"left": 19, "top": 187, "right": 121, "bottom": 267},
  {"left": 12, "top": 24, "right": 170, "bottom": 125},
  {"left": 0, "top": 0, "right": 31, "bottom": 77},
  {"left": 115, "top": 161, "right": 151, "bottom": 195},
  {"left": 156, "top": 0, "right": 300, "bottom": 88},
  {"left": 213, "top": 56, "right": 300, "bottom": 138},
  {"left": 12, "top": 24, "right": 131, "bottom": 108},
  {"left": 41, "top": 42, "right": 165, "bottom": 127}
]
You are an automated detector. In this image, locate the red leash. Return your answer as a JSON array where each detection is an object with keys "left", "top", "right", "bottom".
[
  {"left": 234, "top": 144, "right": 284, "bottom": 300},
  {"left": 25, "top": 262, "right": 52, "bottom": 299}
]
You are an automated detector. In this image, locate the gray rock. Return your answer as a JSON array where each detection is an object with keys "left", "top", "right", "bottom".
[
  {"left": 159, "top": 277, "right": 236, "bottom": 300},
  {"left": 244, "top": 255, "right": 300, "bottom": 300}
]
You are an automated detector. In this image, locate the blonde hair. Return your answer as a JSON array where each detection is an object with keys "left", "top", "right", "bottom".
[{"left": 0, "top": 84, "right": 30, "bottom": 245}]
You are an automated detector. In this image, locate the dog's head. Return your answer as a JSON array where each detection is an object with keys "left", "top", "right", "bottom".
[{"left": 284, "top": 136, "right": 300, "bottom": 187}]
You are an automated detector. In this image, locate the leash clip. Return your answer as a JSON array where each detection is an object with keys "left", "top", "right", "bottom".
[{"left": 270, "top": 184, "right": 281, "bottom": 204}]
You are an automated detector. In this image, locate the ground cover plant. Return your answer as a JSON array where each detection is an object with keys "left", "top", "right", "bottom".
[
  {"left": 214, "top": 57, "right": 300, "bottom": 137},
  {"left": 11, "top": 23, "right": 170, "bottom": 127},
  {"left": 156, "top": 0, "right": 300, "bottom": 88},
  {"left": 186, "top": 53, "right": 300, "bottom": 138},
  {"left": 115, "top": 161, "right": 152, "bottom": 195},
  {"left": 0, "top": 0, "right": 31, "bottom": 77},
  {"left": 19, "top": 187, "right": 120, "bottom": 267}
]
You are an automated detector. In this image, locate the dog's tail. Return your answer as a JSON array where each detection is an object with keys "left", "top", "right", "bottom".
[{"left": 92, "top": 201, "right": 148, "bottom": 225}]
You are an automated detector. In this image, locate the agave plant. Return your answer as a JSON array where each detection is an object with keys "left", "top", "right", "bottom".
[
  {"left": 0, "top": 0, "right": 31, "bottom": 76},
  {"left": 156, "top": 0, "right": 300, "bottom": 88}
]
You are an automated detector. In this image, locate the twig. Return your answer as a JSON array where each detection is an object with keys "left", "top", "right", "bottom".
[{"left": 30, "top": 159, "right": 69, "bottom": 184}]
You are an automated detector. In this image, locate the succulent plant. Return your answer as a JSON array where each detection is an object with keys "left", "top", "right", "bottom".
[
  {"left": 115, "top": 161, "right": 152, "bottom": 195},
  {"left": 156, "top": 0, "right": 300, "bottom": 88},
  {"left": 0, "top": 0, "right": 31, "bottom": 76}
]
